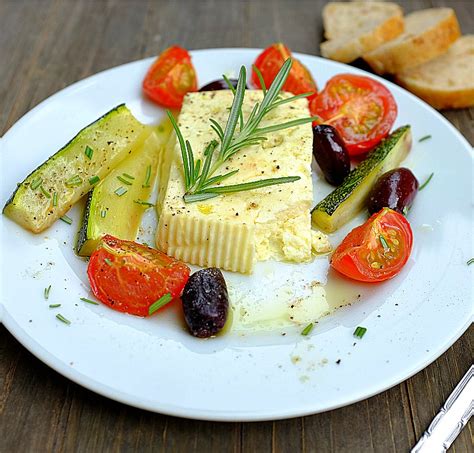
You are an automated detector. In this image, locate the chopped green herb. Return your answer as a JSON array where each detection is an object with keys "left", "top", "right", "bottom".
[
  {"left": 134, "top": 199, "right": 155, "bottom": 208},
  {"left": 40, "top": 186, "right": 51, "bottom": 198},
  {"left": 117, "top": 175, "right": 133, "bottom": 185},
  {"left": 56, "top": 313, "right": 71, "bottom": 325},
  {"left": 122, "top": 173, "right": 135, "bottom": 180},
  {"left": 149, "top": 293, "right": 172, "bottom": 315},
  {"left": 301, "top": 323, "right": 314, "bottom": 336},
  {"left": 104, "top": 258, "right": 113, "bottom": 266},
  {"left": 44, "top": 285, "right": 51, "bottom": 300},
  {"left": 418, "top": 135, "right": 432, "bottom": 142},
  {"left": 80, "top": 297, "right": 99, "bottom": 305},
  {"left": 84, "top": 145, "right": 94, "bottom": 159},
  {"left": 53, "top": 192, "right": 58, "bottom": 207},
  {"left": 402, "top": 206, "right": 409, "bottom": 216},
  {"left": 60, "top": 215, "right": 73, "bottom": 225},
  {"left": 353, "top": 326, "right": 367, "bottom": 339},
  {"left": 379, "top": 235, "right": 390, "bottom": 252},
  {"left": 419, "top": 173, "right": 434, "bottom": 191},
  {"left": 467, "top": 258, "right": 474, "bottom": 266},
  {"left": 49, "top": 304, "right": 61, "bottom": 308},
  {"left": 142, "top": 165, "right": 152, "bottom": 188},
  {"left": 65, "top": 175, "right": 83, "bottom": 188},
  {"left": 100, "top": 209, "right": 107, "bottom": 218},
  {"left": 114, "top": 186, "right": 127, "bottom": 197},
  {"left": 30, "top": 177, "right": 43, "bottom": 190},
  {"left": 89, "top": 175, "right": 100, "bottom": 185}
]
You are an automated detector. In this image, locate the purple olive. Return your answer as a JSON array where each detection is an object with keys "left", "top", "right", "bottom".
[
  {"left": 199, "top": 78, "right": 248, "bottom": 91},
  {"left": 182, "top": 268, "right": 229, "bottom": 338},
  {"left": 368, "top": 168, "right": 419, "bottom": 215},
  {"left": 313, "top": 124, "right": 350, "bottom": 186}
]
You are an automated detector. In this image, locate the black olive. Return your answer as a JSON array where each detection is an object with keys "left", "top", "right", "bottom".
[
  {"left": 199, "top": 79, "right": 248, "bottom": 91},
  {"left": 368, "top": 168, "right": 419, "bottom": 215},
  {"left": 182, "top": 268, "right": 229, "bottom": 338},
  {"left": 312, "top": 124, "right": 350, "bottom": 186}
]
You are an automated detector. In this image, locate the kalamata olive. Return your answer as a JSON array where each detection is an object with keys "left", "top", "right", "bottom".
[
  {"left": 199, "top": 78, "right": 248, "bottom": 91},
  {"left": 181, "top": 268, "right": 229, "bottom": 338},
  {"left": 312, "top": 124, "right": 350, "bottom": 186},
  {"left": 368, "top": 168, "right": 419, "bottom": 215}
]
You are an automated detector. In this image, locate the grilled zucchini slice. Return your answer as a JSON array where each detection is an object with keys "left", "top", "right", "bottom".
[
  {"left": 3, "top": 104, "right": 149, "bottom": 233},
  {"left": 312, "top": 126, "right": 412, "bottom": 232}
]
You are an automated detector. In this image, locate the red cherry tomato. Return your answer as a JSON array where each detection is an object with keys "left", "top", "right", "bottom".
[
  {"left": 87, "top": 235, "right": 190, "bottom": 316},
  {"left": 331, "top": 208, "right": 413, "bottom": 282},
  {"left": 310, "top": 74, "right": 397, "bottom": 156},
  {"left": 252, "top": 43, "right": 318, "bottom": 100},
  {"left": 142, "top": 46, "right": 197, "bottom": 108}
]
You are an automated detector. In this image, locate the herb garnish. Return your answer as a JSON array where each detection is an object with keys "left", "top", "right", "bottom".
[
  {"left": 301, "top": 322, "right": 314, "bottom": 336},
  {"left": 49, "top": 304, "right": 61, "bottom": 308},
  {"left": 89, "top": 175, "right": 100, "bottom": 185},
  {"left": 467, "top": 258, "right": 474, "bottom": 266},
  {"left": 44, "top": 285, "right": 51, "bottom": 300},
  {"left": 100, "top": 209, "right": 107, "bottom": 218},
  {"left": 80, "top": 297, "right": 99, "bottom": 305},
  {"left": 419, "top": 173, "right": 434, "bottom": 191},
  {"left": 379, "top": 235, "right": 390, "bottom": 253},
  {"left": 353, "top": 326, "right": 367, "bottom": 339},
  {"left": 104, "top": 258, "right": 113, "bottom": 266},
  {"left": 85, "top": 145, "right": 94, "bottom": 159},
  {"left": 168, "top": 58, "right": 317, "bottom": 203},
  {"left": 56, "top": 313, "right": 71, "bottom": 325},
  {"left": 60, "top": 215, "right": 73, "bottom": 225},
  {"left": 114, "top": 186, "right": 127, "bottom": 196},
  {"left": 142, "top": 165, "right": 152, "bottom": 188},
  {"left": 117, "top": 175, "right": 133, "bottom": 185},
  {"left": 134, "top": 199, "right": 155, "bottom": 208},
  {"left": 53, "top": 192, "right": 58, "bottom": 207},
  {"left": 149, "top": 293, "right": 172, "bottom": 315},
  {"left": 123, "top": 173, "right": 135, "bottom": 180},
  {"left": 40, "top": 186, "right": 51, "bottom": 198},
  {"left": 30, "top": 177, "right": 43, "bottom": 190},
  {"left": 65, "top": 175, "right": 83, "bottom": 188},
  {"left": 418, "top": 135, "right": 432, "bottom": 142}
]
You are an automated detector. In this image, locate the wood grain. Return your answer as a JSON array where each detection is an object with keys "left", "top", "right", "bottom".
[{"left": 1, "top": 1, "right": 473, "bottom": 452}]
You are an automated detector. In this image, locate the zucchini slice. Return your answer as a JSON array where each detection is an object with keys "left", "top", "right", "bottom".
[
  {"left": 3, "top": 104, "right": 149, "bottom": 233},
  {"left": 76, "top": 120, "right": 172, "bottom": 256},
  {"left": 312, "top": 126, "right": 412, "bottom": 233}
]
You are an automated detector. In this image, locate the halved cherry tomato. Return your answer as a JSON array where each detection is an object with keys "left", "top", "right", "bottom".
[
  {"left": 87, "top": 235, "right": 190, "bottom": 316},
  {"left": 143, "top": 46, "right": 197, "bottom": 108},
  {"left": 252, "top": 43, "right": 318, "bottom": 100},
  {"left": 310, "top": 74, "right": 397, "bottom": 156},
  {"left": 331, "top": 208, "right": 413, "bottom": 282}
]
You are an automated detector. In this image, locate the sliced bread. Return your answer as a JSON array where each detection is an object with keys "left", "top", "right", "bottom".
[
  {"left": 396, "top": 35, "right": 474, "bottom": 109},
  {"left": 320, "top": 2, "right": 404, "bottom": 63},
  {"left": 364, "top": 8, "right": 461, "bottom": 74}
]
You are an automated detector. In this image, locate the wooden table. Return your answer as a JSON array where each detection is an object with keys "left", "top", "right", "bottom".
[{"left": 1, "top": 1, "right": 472, "bottom": 451}]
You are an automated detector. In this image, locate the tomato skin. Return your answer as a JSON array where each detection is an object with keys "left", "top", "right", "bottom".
[
  {"left": 310, "top": 74, "right": 397, "bottom": 156},
  {"left": 331, "top": 208, "right": 413, "bottom": 282},
  {"left": 252, "top": 43, "right": 318, "bottom": 100},
  {"left": 87, "top": 235, "right": 190, "bottom": 316},
  {"left": 143, "top": 46, "right": 197, "bottom": 108}
]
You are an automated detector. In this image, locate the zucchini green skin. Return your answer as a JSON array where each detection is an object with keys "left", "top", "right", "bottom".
[
  {"left": 3, "top": 104, "right": 149, "bottom": 233},
  {"left": 76, "top": 121, "right": 172, "bottom": 256},
  {"left": 312, "top": 126, "right": 412, "bottom": 233}
]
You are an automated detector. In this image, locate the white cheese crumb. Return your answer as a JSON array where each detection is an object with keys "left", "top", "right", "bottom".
[{"left": 311, "top": 230, "right": 332, "bottom": 254}]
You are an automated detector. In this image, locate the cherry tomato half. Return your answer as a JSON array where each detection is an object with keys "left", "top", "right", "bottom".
[
  {"left": 331, "top": 208, "right": 413, "bottom": 282},
  {"left": 252, "top": 43, "right": 318, "bottom": 100},
  {"left": 310, "top": 74, "right": 397, "bottom": 156},
  {"left": 87, "top": 235, "right": 190, "bottom": 316},
  {"left": 142, "top": 46, "right": 197, "bottom": 108}
]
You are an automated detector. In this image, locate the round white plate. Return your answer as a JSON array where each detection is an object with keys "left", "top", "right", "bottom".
[{"left": 1, "top": 49, "right": 472, "bottom": 421}]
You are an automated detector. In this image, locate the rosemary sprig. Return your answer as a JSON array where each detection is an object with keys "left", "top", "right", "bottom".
[{"left": 168, "top": 58, "right": 317, "bottom": 203}]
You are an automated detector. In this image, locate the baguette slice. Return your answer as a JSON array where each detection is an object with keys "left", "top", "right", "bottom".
[
  {"left": 396, "top": 35, "right": 474, "bottom": 109},
  {"left": 364, "top": 8, "right": 461, "bottom": 74},
  {"left": 321, "top": 2, "right": 404, "bottom": 63}
]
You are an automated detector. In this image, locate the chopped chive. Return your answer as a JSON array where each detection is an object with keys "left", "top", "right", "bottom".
[
  {"left": 53, "top": 192, "right": 58, "bottom": 206},
  {"left": 49, "top": 304, "right": 61, "bottom": 308},
  {"left": 142, "top": 165, "right": 152, "bottom": 188},
  {"left": 100, "top": 209, "right": 107, "bottom": 218},
  {"left": 134, "top": 199, "right": 155, "bottom": 208},
  {"left": 89, "top": 175, "right": 100, "bottom": 185},
  {"left": 122, "top": 173, "right": 135, "bottom": 180},
  {"left": 418, "top": 135, "right": 432, "bottom": 142},
  {"left": 30, "top": 177, "right": 43, "bottom": 190},
  {"left": 467, "top": 258, "right": 474, "bottom": 265},
  {"left": 117, "top": 175, "right": 133, "bottom": 185},
  {"left": 353, "top": 326, "right": 367, "bottom": 339},
  {"left": 65, "top": 175, "right": 83, "bottom": 188},
  {"left": 40, "top": 186, "right": 51, "bottom": 198},
  {"left": 56, "top": 313, "right": 71, "bottom": 325},
  {"left": 379, "top": 235, "right": 390, "bottom": 252},
  {"left": 301, "top": 323, "right": 314, "bottom": 336},
  {"left": 114, "top": 186, "right": 127, "bottom": 196},
  {"left": 84, "top": 145, "right": 94, "bottom": 159},
  {"left": 419, "top": 173, "right": 434, "bottom": 191},
  {"left": 149, "top": 293, "right": 172, "bottom": 315},
  {"left": 60, "top": 215, "right": 73, "bottom": 225},
  {"left": 80, "top": 297, "right": 99, "bottom": 305},
  {"left": 104, "top": 258, "right": 113, "bottom": 266},
  {"left": 44, "top": 285, "right": 51, "bottom": 300}
]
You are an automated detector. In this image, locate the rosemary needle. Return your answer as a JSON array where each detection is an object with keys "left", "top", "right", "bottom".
[
  {"left": 301, "top": 323, "right": 314, "bottom": 336},
  {"left": 56, "top": 314, "right": 71, "bottom": 325},
  {"left": 44, "top": 285, "right": 51, "bottom": 300},
  {"left": 80, "top": 297, "right": 99, "bottom": 305},
  {"left": 149, "top": 293, "right": 172, "bottom": 315},
  {"left": 419, "top": 173, "right": 434, "bottom": 191}
]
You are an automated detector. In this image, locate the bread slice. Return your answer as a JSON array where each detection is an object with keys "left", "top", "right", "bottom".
[
  {"left": 364, "top": 8, "right": 461, "bottom": 74},
  {"left": 396, "top": 35, "right": 474, "bottom": 109},
  {"left": 320, "top": 2, "right": 404, "bottom": 63}
]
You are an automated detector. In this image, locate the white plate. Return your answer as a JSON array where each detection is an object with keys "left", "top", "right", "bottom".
[{"left": 1, "top": 49, "right": 472, "bottom": 421}]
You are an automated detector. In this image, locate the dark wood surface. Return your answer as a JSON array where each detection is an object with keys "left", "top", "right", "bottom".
[{"left": 1, "top": 1, "right": 472, "bottom": 451}]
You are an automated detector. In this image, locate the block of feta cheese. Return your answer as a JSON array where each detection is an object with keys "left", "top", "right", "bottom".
[{"left": 156, "top": 90, "right": 313, "bottom": 274}]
